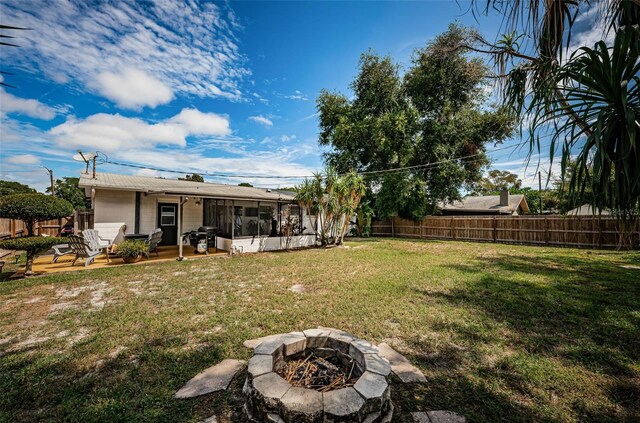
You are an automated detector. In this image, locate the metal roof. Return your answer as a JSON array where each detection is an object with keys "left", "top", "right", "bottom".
[
  {"left": 79, "top": 172, "right": 296, "bottom": 202},
  {"left": 440, "top": 194, "right": 529, "bottom": 214}
]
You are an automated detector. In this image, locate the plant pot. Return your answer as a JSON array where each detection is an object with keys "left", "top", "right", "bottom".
[{"left": 122, "top": 255, "right": 141, "bottom": 263}]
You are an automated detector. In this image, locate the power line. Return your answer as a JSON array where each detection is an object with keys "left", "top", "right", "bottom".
[
  {"left": 358, "top": 143, "right": 523, "bottom": 176},
  {"left": 99, "top": 140, "right": 545, "bottom": 180},
  {"left": 101, "top": 159, "right": 313, "bottom": 179}
]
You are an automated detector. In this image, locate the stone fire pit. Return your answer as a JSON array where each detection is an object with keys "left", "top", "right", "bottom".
[{"left": 243, "top": 328, "right": 393, "bottom": 423}]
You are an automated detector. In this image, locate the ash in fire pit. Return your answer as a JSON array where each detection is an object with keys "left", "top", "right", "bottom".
[
  {"left": 244, "top": 328, "right": 393, "bottom": 423},
  {"left": 278, "top": 351, "right": 358, "bottom": 392}
]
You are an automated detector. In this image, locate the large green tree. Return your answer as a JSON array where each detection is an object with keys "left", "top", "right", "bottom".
[
  {"left": 46, "top": 177, "right": 87, "bottom": 210},
  {"left": 472, "top": 169, "right": 522, "bottom": 195},
  {"left": 317, "top": 24, "right": 514, "bottom": 220},
  {"left": 179, "top": 173, "right": 205, "bottom": 183}
]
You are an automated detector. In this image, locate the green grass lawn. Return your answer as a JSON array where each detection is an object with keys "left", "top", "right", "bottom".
[{"left": 1, "top": 239, "right": 639, "bottom": 422}]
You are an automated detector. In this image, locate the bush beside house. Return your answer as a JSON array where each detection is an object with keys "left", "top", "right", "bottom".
[{"left": 0, "top": 194, "right": 73, "bottom": 275}]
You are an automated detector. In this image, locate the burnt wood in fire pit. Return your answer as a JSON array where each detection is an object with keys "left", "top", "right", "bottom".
[{"left": 243, "top": 328, "right": 392, "bottom": 423}]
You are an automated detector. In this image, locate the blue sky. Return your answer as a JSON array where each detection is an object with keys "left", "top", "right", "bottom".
[{"left": 0, "top": 1, "right": 600, "bottom": 191}]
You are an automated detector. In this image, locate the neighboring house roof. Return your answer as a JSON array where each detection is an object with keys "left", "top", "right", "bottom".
[
  {"left": 567, "top": 204, "right": 611, "bottom": 216},
  {"left": 439, "top": 194, "right": 529, "bottom": 214},
  {"left": 79, "top": 172, "right": 296, "bottom": 202}
]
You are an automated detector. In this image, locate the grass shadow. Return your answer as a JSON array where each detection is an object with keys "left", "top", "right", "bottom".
[{"left": 0, "top": 335, "right": 247, "bottom": 422}]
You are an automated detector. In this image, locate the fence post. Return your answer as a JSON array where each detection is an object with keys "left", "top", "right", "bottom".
[
  {"left": 597, "top": 216, "right": 602, "bottom": 248},
  {"left": 545, "top": 216, "right": 549, "bottom": 246},
  {"left": 420, "top": 219, "right": 423, "bottom": 239},
  {"left": 10, "top": 219, "right": 15, "bottom": 238},
  {"left": 450, "top": 217, "right": 455, "bottom": 239},
  {"left": 492, "top": 216, "right": 497, "bottom": 243},
  {"left": 391, "top": 218, "right": 395, "bottom": 238}
]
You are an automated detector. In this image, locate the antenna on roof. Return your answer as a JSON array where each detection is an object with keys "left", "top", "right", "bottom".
[{"left": 73, "top": 150, "right": 97, "bottom": 178}]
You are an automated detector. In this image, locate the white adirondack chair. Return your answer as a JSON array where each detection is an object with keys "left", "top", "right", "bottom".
[
  {"left": 92, "top": 223, "right": 126, "bottom": 246},
  {"left": 81, "top": 229, "right": 112, "bottom": 262},
  {"left": 67, "top": 234, "right": 106, "bottom": 267}
]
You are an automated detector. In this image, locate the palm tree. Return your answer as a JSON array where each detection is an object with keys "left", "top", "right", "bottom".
[
  {"left": 470, "top": 0, "right": 640, "bottom": 247},
  {"left": 295, "top": 168, "right": 366, "bottom": 246},
  {"left": 1, "top": 25, "right": 31, "bottom": 88}
]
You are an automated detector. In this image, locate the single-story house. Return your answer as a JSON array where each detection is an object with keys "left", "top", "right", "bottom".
[
  {"left": 78, "top": 172, "right": 316, "bottom": 254},
  {"left": 439, "top": 189, "right": 530, "bottom": 216}
]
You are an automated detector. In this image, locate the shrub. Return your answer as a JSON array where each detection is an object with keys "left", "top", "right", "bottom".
[
  {"left": 0, "top": 236, "right": 65, "bottom": 275},
  {"left": 115, "top": 240, "right": 149, "bottom": 259},
  {"left": 0, "top": 194, "right": 73, "bottom": 236}
]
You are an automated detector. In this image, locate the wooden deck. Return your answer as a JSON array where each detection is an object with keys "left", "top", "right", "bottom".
[{"left": 23, "top": 245, "right": 227, "bottom": 275}]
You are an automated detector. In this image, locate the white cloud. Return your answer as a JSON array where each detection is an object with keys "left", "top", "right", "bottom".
[
  {"left": 169, "top": 108, "right": 231, "bottom": 136},
  {"left": 280, "top": 135, "right": 296, "bottom": 142},
  {"left": 5, "top": 154, "right": 41, "bottom": 165},
  {"left": 93, "top": 68, "right": 174, "bottom": 110},
  {"left": 49, "top": 108, "right": 231, "bottom": 152},
  {"left": 100, "top": 147, "right": 315, "bottom": 187},
  {"left": 0, "top": 88, "right": 56, "bottom": 120},
  {"left": 3, "top": 0, "right": 249, "bottom": 104},
  {"left": 567, "top": 7, "right": 614, "bottom": 59},
  {"left": 284, "top": 90, "right": 308, "bottom": 101},
  {"left": 249, "top": 115, "right": 273, "bottom": 127}
]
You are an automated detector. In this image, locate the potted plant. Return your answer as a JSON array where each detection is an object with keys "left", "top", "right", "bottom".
[{"left": 116, "top": 240, "right": 149, "bottom": 263}]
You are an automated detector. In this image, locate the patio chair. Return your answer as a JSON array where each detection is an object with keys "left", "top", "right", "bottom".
[
  {"left": 67, "top": 234, "right": 107, "bottom": 267},
  {"left": 81, "top": 229, "right": 113, "bottom": 262},
  {"left": 144, "top": 228, "right": 163, "bottom": 258},
  {"left": 82, "top": 229, "right": 112, "bottom": 249},
  {"left": 93, "top": 222, "right": 126, "bottom": 246},
  {"left": 51, "top": 244, "right": 74, "bottom": 263}
]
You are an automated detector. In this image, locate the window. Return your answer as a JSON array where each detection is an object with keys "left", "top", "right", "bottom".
[{"left": 160, "top": 206, "right": 175, "bottom": 226}]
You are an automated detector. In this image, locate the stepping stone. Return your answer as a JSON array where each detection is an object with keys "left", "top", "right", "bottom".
[
  {"left": 411, "top": 411, "right": 466, "bottom": 423},
  {"left": 175, "top": 359, "right": 245, "bottom": 398},
  {"left": 243, "top": 334, "right": 283, "bottom": 349},
  {"left": 377, "top": 343, "right": 426, "bottom": 383}
]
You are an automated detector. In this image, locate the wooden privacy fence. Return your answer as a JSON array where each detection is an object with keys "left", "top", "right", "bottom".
[
  {"left": 371, "top": 215, "right": 640, "bottom": 249},
  {"left": 0, "top": 210, "right": 94, "bottom": 240}
]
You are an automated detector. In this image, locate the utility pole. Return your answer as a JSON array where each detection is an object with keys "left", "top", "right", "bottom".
[{"left": 42, "top": 166, "right": 55, "bottom": 196}]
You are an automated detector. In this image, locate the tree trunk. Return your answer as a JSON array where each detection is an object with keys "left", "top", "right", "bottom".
[
  {"left": 26, "top": 220, "right": 35, "bottom": 237},
  {"left": 554, "top": 88, "right": 593, "bottom": 137},
  {"left": 25, "top": 253, "right": 34, "bottom": 276}
]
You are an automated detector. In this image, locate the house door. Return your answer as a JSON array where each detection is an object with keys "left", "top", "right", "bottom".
[{"left": 157, "top": 203, "right": 178, "bottom": 245}]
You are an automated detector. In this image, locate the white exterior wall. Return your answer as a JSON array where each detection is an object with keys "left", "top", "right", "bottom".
[
  {"left": 94, "top": 190, "right": 204, "bottom": 242},
  {"left": 229, "top": 235, "right": 316, "bottom": 253},
  {"left": 139, "top": 194, "right": 158, "bottom": 234},
  {"left": 94, "top": 189, "right": 136, "bottom": 235}
]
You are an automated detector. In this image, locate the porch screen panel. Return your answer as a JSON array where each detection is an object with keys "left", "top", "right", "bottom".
[
  {"left": 218, "top": 200, "right": 232, "bottom": 238},
  {"left": 203, "top": 199, "right": 216, "bottom": 227},
  {"left": 233, "top": 200, "right": 259, "bottom": 237},
  {"left": 259, "top": 203, "right": 276, "bottom": 236}
]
